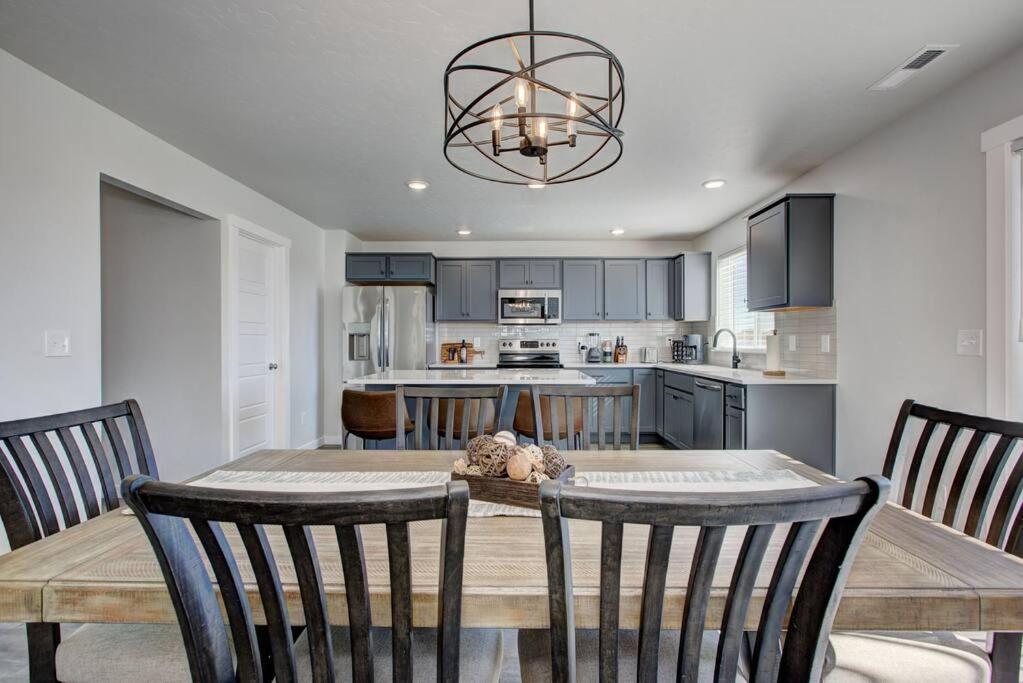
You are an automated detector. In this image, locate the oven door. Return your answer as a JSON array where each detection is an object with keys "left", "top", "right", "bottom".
[{"left": 498, "top": 290, "right": 548, "bottom": 325}]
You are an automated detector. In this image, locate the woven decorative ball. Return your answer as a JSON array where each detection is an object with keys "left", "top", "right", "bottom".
[
  {"left": 465, "top": 434, "right": 511, "bottom": 478},
  {"left": 541, "top": 445, "right": 567, "bottom": 478}
]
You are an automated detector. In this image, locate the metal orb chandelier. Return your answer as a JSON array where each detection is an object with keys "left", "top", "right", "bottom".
[{"left": 443, "top": 0, "right": 625, "bottom": 186}]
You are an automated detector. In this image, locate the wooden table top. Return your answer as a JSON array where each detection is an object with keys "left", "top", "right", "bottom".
[{"left": 1, "top": 448, "right": 1022, "bottom": 631}]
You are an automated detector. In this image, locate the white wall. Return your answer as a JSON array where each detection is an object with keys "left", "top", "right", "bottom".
[
  {"left": 358, "top": 239, "right": 694, "bottom": 258},
  {"left": 101, "top": 184, "right": 222, "bottom": 482},
  {"left": 323, "top": 229, "right": 364, "bottom": 442},
  {"left": 0, "top": 48, "right": 326, "bottom": 454},
  {"left": 694, "top": 44, "right": 1023, "bottom": 479}
]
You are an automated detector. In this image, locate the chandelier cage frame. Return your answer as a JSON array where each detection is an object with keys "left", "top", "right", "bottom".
[{"left": 443, "top": 1, "right": 625, "bottom": 186}]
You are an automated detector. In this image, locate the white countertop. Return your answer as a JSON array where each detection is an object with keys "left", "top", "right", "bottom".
[
  {"left": 345, "top": 368, "right": 596, "bottom": 385},
  {"left": 394, "top": 362, "right": 835, "bottom": 386}
]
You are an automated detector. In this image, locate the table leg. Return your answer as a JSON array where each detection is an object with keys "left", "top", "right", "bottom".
[
  {"left": 27, "top": 622, "right": 60, "bottom": 682},
  {"left": 991, "top": 632, "right": 1022, "bottom": 683}
]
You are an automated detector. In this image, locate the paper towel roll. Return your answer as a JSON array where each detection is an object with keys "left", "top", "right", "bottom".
[{"left": 765, "top": 331, "right": 781, "bottom": 372}]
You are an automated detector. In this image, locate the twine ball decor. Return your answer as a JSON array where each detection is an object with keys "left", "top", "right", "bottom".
[
  {"left": 541, "top": 445, "right": 567, "bottom": 478},
  {"left": 465, "top": 434, "right": 512, "bottom": 478}
]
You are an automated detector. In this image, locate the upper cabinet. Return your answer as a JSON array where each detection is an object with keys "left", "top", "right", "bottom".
[
  {"left": 435, "top": 259, "right": 497, "bottom": 321},
  {"left": 498, "top": 259, "right": 561, "bottom": 289},
  {"left": 644, "top": 259, "right": 672, "bottom": 320},
  {"left": 603, "top": 259, "right": 646, "bottom": 320},
  {"left": 671, "top": 252, "right": 711, "bottom": 321},
  {"left": 562, "top": 259, "right": 604, "bottom": 320},
  {"left": 345, "top": 253, "right": 435, "bottom": 285},
  {"left": 746, "top": 194, "right": 834, "bottom": 311}
]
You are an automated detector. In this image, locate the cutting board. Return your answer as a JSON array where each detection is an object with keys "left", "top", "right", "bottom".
[{"left": 440, "top": 342, "right": 483, "bottom": 364}]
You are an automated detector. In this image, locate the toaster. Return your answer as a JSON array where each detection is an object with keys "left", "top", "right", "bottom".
[{"left": 640, "top": 347, "right": 658, "bottom": 363}]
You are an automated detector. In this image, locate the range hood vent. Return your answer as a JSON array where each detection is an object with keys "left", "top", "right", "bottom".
[{"left": 869, "top": 45, "right": 958, "bottom": 91}]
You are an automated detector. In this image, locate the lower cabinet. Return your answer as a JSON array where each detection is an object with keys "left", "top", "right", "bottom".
[
  {"left": 655, "top": 370, "right": 665, "bottom": 436},
  {"left": 635, "top": 369, "right": 656, "bottom": 433},
  {"left": 662, "top": 387, "right": 693, "bottom": 449}
]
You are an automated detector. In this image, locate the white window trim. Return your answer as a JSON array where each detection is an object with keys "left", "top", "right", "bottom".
[
  {"left": 713, "top": 247, "right": 775, "bottom": 352},
  {"left": 983, "top": 113, "right": 1023, "bottom": 421}
]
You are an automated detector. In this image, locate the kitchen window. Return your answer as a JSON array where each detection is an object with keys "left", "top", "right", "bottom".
[{"left": 715, "top": 247, "right": 775, "bottom": 350}]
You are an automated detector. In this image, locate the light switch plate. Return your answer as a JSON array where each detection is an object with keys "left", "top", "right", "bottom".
[
  {"left": 44, "top": 330, "right": 71, "bottom": 357},
  {"left": 788, "top": 335, "right": 797, "bottom": 352},
  {"left": 820, "top": 335, "right": 830, "bottom": 353},
  {"left": 956, "top": 329, "right": 983, "bottom": 357}
]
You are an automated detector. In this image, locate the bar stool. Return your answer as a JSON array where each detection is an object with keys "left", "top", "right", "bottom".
[
  {"left": 512, "top": 390, "right": 584, "bottom": 447},
  {"left": 341, "top": 389, "right": 414, "bottom": 449}
]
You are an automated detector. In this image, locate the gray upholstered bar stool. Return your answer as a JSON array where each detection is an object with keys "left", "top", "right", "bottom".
[{"left": 341, "top": 389, "right": 414, "bottom": 448}]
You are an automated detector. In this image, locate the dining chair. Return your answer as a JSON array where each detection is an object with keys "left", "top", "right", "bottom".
[
  {"left": 122, "top": 475, "right": 504, "bottom": 682},
  {"left": 0, "top": 400, "right": 186, "bottom": 682},
  {"left": 512, "top": 391, "right": 584, "bottom": 447},
  {"left": 340, "top": 389, "right": 414, "bottom": 449},
  {"left": 395, "top": 385, "right": 507, "bottom": 449},
  {"left": 826, "top": 399, "right": 1023, "bottom": 682},
  {"left": 519, "top": 475, "right": 889, "bottom": 682},
  {"left": 528, "top": 384, "right": 641, "bottom": 450}
]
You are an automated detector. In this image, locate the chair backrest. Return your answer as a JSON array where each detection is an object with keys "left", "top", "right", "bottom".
[
  {"left": 123, "top": 475, "right": 470, "bottom": 683},
  {"left": 0, "top": 399, "right": 158, "bottom": 549},
  {"left": 530, "top": 384, "right": 640, "bottom": 450},
  {"left": 395, "top": 385, "right": 507, "bottom": 450},
  {"left": 538, "top": 476, "right": 888, "bottom": 682},
  {"left": 882, "top": 398, "right": 1023, "bottom": 554}
]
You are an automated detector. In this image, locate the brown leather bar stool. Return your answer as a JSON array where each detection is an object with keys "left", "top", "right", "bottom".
[
  {"left": 341, "top": 389, "right": 414, "bottom": 449},
  {"left": 512, "top": 390, "right": 584, "bottom": 446}
]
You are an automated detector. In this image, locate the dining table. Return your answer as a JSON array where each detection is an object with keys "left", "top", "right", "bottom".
[{"left": 2, "top": 448, "right": 1023, "bottom": 674}]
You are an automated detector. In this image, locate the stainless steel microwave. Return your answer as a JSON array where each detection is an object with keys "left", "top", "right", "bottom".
[{"left": 497, "top": 289, "right": 561, "bottom": 325}]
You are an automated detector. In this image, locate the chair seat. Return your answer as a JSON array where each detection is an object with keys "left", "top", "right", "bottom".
[
  {"left": 295, "top": 627, "right": 504, "bottom": 682},
  {"left": 517, "top": 628, "right": 723, "bottom": 682},
  {"left": 55, "top": 623, "right": 190, "bottom": 683},
  {"left": 826, "top": 632, "right": 991, "bottom": 682}
]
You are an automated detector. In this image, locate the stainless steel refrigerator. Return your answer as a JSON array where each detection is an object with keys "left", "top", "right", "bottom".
[{"left": 341, "top": 285, "right": 435, "bottom": 381}]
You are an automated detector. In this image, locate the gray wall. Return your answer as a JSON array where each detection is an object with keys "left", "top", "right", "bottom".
[
  {"left": 695, "top": 43, "right": 1023, "bottom": 479},
  {"left": 101, "top": 184, "right": 221, "bottom": 482}
]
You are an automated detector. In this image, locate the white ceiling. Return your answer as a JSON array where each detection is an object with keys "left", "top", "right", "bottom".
[{"left": 2, "top": 0, "right": 1023, "bottom": 241}]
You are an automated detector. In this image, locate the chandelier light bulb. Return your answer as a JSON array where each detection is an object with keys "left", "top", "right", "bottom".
[
  {"left": 566, "top": 92, "right": 578, "bottom": 137},
  {"left": 515, "top": 79, "right": 528, "bottom": 109},
  {"left": 491, "top": 105, "right": 503, "bottom": 132},
  {"left": 535, "top": 117, "right": 548, "bottom": 139}
]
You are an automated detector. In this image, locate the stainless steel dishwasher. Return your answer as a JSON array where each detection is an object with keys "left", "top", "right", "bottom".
[{"left": 693, "top": 378, "right": 725, "bottom": 449}]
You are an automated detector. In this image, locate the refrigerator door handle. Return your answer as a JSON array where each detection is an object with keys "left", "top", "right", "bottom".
[
  {"left": 376, "top": 297, "right": 385, "bottom": 368},
  {"left": 382, "top": 295, "right": 391, "bottom": 369}
]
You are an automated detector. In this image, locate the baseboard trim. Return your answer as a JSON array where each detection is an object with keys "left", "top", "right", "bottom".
[
  {"left": 321, "top": 435, "right": 343, "bottom": 446},
  {"left": 298, "top": 436, "right": 326, "bottom": 450}
]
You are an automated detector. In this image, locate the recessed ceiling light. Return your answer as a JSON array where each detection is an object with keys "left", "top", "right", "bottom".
[
  {"left": 527, "top": 182, "right": 546, "bottom": 189},
  {"left": 702, "top": 179, "right": 726, "bottom": 189},
  {"left": 406, "top": 180, "right": 430, "bottom": 191},
  {"left": 610, "top": 228, "right": 626, "bottom": 236},
  {"left": 456, "top": 228, "right": 472, "bottom": 236}
]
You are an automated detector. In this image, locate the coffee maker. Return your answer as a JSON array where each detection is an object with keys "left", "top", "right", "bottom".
[{"left": 671, "top": 334, "right": 704, "bottom": 364}]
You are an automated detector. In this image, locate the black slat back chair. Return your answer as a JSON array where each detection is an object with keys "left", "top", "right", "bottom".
[
  {"left": 530, "top": 385, "right": 641, "bottom": 450},
  {"left": 0, "top": 399, "right": 158, "bottom": 549},
  {"left": 538, "top": 476, "right": 889, "bottom": 682},
  {"left": 882, "top": 399, "right": 1023, "bottom": 552},
  {"left": 123, "top": 475, "right": 470, "bottom": 682},
  {"left": 395, "top": 385, "right": 507, "bottom": 450}
]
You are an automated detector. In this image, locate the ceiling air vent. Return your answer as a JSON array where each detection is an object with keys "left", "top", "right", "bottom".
[{"left": 869, "top": 44, "right": 958, "bottom": 91}]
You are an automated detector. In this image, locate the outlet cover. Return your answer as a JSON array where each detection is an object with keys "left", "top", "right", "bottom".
[
  {"left": 820, "top": 335, "right": 831, "bottom": 353},
  {"left": 956, "top": 329, "right": 983, "bottom": 357},
  {"left": 788, "top": 335, "right": 797, "bottom": 352},
  {"left": 44, "top": 330, "right": 71, "bottom": 357}
]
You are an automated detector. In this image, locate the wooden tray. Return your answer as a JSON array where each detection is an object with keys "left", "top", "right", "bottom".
[{"left": 451, "top": 465, "right": 576, "bottom": 509}]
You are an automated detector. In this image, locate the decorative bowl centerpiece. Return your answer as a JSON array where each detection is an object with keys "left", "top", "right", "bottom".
[{"left": 450, "top": 431, "right": 574, "bottom": 509}]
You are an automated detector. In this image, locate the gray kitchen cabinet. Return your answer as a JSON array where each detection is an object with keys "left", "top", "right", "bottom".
[
  {"left": 645, "top": 259, "right": 672, "bottom": 320},
  {"left": 346, "top": 254, "right": 388, "bottom": 281},
  {"left": 388, "top": 253, "right": 435, "bottom": 281},
  {"left": 435, "top": 259, "right": 497, "bottom": 321},
  {"left": 663, "top": 386, "right": 694, "bottom": 449},
  {"left": 746, "top": 194, "right": 834, "bottom": 311},
  {"left": 635, "top": 369, "right": 656, "bottom": 433},
  {"left": 670, "top": 252, "right": 712, "bottom": 321},
  {"left": 563, "top": 260, "right": 604, "bottom": 320},
  {"left": 655, "top": 369, "right": 665, "bottom": 437},
  {"left": 499, "top": 259, "right": 561, "bottom": 289},
  {"left": 693, "top": 378, "right": 725, "bottom": 449},
  {"left": 346, "top": 253, "right": 435, "bottom": 284},
  {"left": 603, "top": 259, "right": 646, "bottom": 320}
]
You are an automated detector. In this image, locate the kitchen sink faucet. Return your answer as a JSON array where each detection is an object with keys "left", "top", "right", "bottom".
[{"left": 713, "top": 328, "right": 741, "bottom": 369}]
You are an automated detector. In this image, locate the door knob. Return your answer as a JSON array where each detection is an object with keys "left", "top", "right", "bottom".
[{"left": 268, "top": 362, "right": 279, "bottom": 370}]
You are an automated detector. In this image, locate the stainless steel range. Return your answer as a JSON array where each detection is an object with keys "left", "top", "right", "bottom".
[{"left": 496, "top": 338, "right": 562, "bottom": 368}]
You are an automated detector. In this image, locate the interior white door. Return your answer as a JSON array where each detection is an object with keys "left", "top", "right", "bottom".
[{"left": 236, "top": 234, "right": 277, "bottom": 456}]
